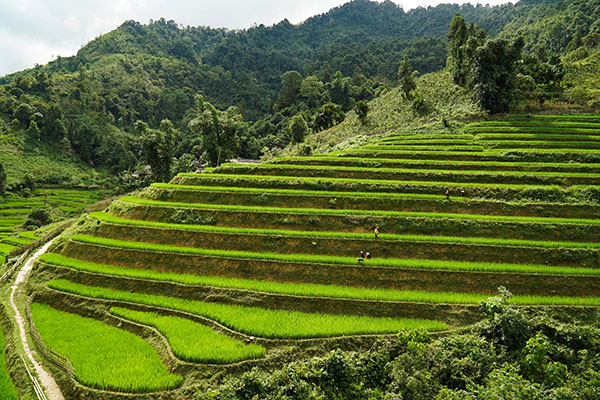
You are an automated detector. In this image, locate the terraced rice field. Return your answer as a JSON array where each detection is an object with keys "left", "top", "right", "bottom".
[
  {"left": 0, "top": 188, "right": 110, "bottom": 260},
  {"left": 31, "top": 114, "right": 600, "bottom": 396}
]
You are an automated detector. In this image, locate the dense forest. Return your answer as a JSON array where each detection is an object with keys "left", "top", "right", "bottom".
[{"left": 0, "top": 0, "right": 599, "bottom": 192}]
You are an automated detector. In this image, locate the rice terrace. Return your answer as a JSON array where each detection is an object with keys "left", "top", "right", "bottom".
[{"left": 1, "top": 0, "right": 600, "bottom": 399}]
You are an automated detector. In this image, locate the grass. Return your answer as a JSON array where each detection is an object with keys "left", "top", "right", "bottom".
[
  {"left": 30, "top": 303, "right": 182, "bottom": 393},
  {"left": 0, "top": 244, "right": 17, "bottom": 255},
  {"left": 176, "top": 172, "right": 575, "bottom": 192},
  {"left": 109, "top": 307, "right": 266, "bottom": 364},
  {"left": 40, "top": 254, "right": 600, "bottom": 306},
  {"left": 117, "top": 196, "right": 600, "bottom": 225},
  {"left": 270, "top": 156, "right": 600, "bottom": 172},
  {"left": 361, "top": 145, "right": 485, "bottom": 152},
  {"left": 0, "top": 209, "right": 30, "bottom": 215},
  {"left": 0, "top": 255, "right": 5, "bottom": 265},
  {"left": 0, "top": 324, "right": 17, "bottom": 400},
  {"left": 48, "top": 279, "right": 449, "bottom": 338},
  {"left": 0, "top": 201, "right": 46, "bottom": 208},
  {"left": 482, "top": 140, "right": 600, "bottom": 149},
  {"left": 1, "top": 237, "right": 31, "bottom": 246},
  {"left": 475, "top": 134, "right": 600, "bottom": 141},
  {"left": 49, "top": 277, "right": 600, "bottom": 312},
  {"left": 216, "top": 162, "right": 600, "bottom": 180},
  {"left": 64, "top": 237, "right": 600, "bottom": 276},
  {"left": 150, "top": 183, "right": 469, "bottom": 202},
  {"left": 18, "top": 231, "right": 39, "bottom": 240},
  {"left": 58, "top": 206, "right": 79, "bottom": 213},
  {"left": 92, "top": 212, "right": 600, "bottom": 249}
]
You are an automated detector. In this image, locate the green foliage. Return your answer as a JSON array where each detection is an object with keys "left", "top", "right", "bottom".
[
  {"left": 398, "top": 55, "right": 417, "bottom": 98},
  {"left": 276, "top": 71, "right": 303, "bottom": 110},
  {"left": 289, "top": 114, "right": 308, "bottom": 144},
  {"left": 0, "top": 322, "right": 17, "bottom": 400},
  {"left": 447, "top": 14, "right": 469, "bottom": 86},
  {"left": 137, "top": 119, "right": 178, "bottom": 183},
  {"left": 109, "top": 307, "right": 265, "bottom": 363},
  {"left": 479, "top": 287, "right": 532, "bottom": 350},
  {"left": 30, "top": 303, "right": 182, "bottom": 392},
  {"left": 354, "top": 100, "right": 369, "bottom": 125},
  {"left": 314, "top": 102, "right": 345, "bottom": 132},
  {"left": 189, "top": 96, "right": 242, "bottom": 166},
  {"left": 0, "top": 161, "right": 5, "bottom": 196},
  {"left": 470, "top": 37, "right": 524, "bottom": 113},
  {"left": 24, "top": 208, "right": 51, "bottom": 228}
]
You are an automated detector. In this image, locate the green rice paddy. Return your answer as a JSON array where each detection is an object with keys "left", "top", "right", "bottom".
[
  {"left": 110, "top": 307, "right": 266, "bottom": 364},
  {"left": 30, "top": 303, "right": 182, "bottom": 392},
  {"left": 48, "top": 280, "right": 449, "bottom": 338}
]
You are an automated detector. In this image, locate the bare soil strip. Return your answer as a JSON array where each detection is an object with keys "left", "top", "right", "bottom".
[{"left": 9, "top": 239, "right": 65, "bottom": 400}]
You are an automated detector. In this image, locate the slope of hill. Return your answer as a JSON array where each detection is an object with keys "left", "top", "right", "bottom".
[{"left": 19, "top": 112, "right": 598, "bottom": 398}]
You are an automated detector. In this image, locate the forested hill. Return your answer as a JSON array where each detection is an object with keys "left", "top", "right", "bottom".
[{"left": 1, "top": 0, "right": 599, "bottom": 192}]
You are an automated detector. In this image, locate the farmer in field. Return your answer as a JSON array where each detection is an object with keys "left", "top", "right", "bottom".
[
  {"left": 374, "top": 225, "right": 380, "bottom": 239},
  {"left": 445, "top": 188, "right": 450, "bottom": 200},
  {"left": 358, "top": 250, "right": 365, "bottom": 263}
]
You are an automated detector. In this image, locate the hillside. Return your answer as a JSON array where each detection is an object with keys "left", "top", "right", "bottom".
[
  {"left": 10, "top": 111, "right": 595, "bottom": 398},
  {"left": 1, "top": 0, "right": 599, "bottom": 193}
]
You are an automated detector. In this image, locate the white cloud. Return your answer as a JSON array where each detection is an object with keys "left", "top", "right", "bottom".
[{"left": 0, "top": 0, "right": 512, "bottom": 76}]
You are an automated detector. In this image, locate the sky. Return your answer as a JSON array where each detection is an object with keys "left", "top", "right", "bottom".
[{"left": 0, "top": 0, "right": 512, "bottom": 77}]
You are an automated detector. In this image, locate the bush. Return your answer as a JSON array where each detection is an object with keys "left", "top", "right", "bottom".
[
  {"left": 479, "top": 287, "right": 532, "bottom": 350},
  {"left": 24, "top": 208, "right": 51, "bottom": 228}
]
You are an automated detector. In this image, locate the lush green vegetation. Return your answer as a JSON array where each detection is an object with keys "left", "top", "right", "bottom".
[
  {"left": 150, "top": 182, "right": 468, "bottom": 201},
  {"left": 48, "top": 280, "right": 449, "bottom": 338},
  {"left": 0, "top": 244, "right": 16, "bottom": 255},
  {"left": 0, "top": 0, "right": 596, "bottom": 192},
  {"left": 62, "top": 237, "right": 600, "bottom": 276},
  {"left": 0, "top": 324, "right": 17, "bottom": 400},
  {"left": 30, "top": 303, "right": 182, "bottom": 392},
  {"left": 109, "top": 307, "right": 266, "bottom": 364},
  {"left": 91, "top": 211, "right": 600, "bottom": 249},
  {"left": 3, "top": 0, "right": 600, "bottom": 395},
  {"left": 41, "top": 254, "right": 600, "bottom": 303},
  {"left": 116, "top": 196, "right": 600, "bottom": 225},
  {"left": 271, "top": 156, "right": 600, "bottom": 173},
  {"left": 196, "top": 295, "right": 600, "bottom": 399}
]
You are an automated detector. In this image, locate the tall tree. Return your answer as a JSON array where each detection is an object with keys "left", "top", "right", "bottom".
[
  {"left": 289, "top": 114, "right": 309, "bottom": 143},
  {"left": 0, "top": 161, "right": 6, "bottom": 196},
  {"left": 471, "top": 37, "right": 524, "bottom": 113},
  {"left": 354, "top": 100, "right": 369, "bottom": 125},
  {"left": 189, "top": 96, "right": 242, "bottom": 166},
  {"left": 276, "top": 71, "right": 303, "bottom": 110},
  {"left": 397, "top": 55, "right": 416, "bottom": 98},
  {"left": 137, "top": 119, "right": 178, "bottom": 182},
  {"left": 447, "top": 14, "right": 469, "bottom": 86}
]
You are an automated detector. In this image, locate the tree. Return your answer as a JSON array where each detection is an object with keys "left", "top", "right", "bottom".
[
  {"left": 289, "top": 114, "right": 308, "bottom": 143},
  {"left": 137, "top": 119, "right": 178, "bottom": 182},
  {"left": 300, "top": 76, "right": 324, "bottom": 107},
  {"left": 0, "top": 161, "right": 6, "bottom": 197},
  {"left": 397, "top": 55, "right": 416, "bottom": 98},
  {"left": 313, "top": 102, "right": 345, "bottom": 132},
  {"left": 447, "top": 14, "right": 469, "bottom": 86},
  {"left": 189, "top": 96, "right": 242, "bottom": 166},
  {"left": 276, "top": 71, "right": 303, "bottom": 110},
  {"left": 471, "top": 38, "right": 524, "bottom": 114},
  {"left": 354, "top": 100, "right": 368, "bottom": 125}
]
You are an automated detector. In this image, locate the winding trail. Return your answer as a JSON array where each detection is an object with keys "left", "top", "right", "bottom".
[{"left": 9, "top": 239, "right": 65, "bottom": 400}]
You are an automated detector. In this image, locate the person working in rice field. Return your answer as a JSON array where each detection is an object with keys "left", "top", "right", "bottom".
[
  {"left": 358, "top": 250, "right": 365, "bottom": 263},
  {"left": 374, "top": 225, "right": 380, "bottom": 239}
]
